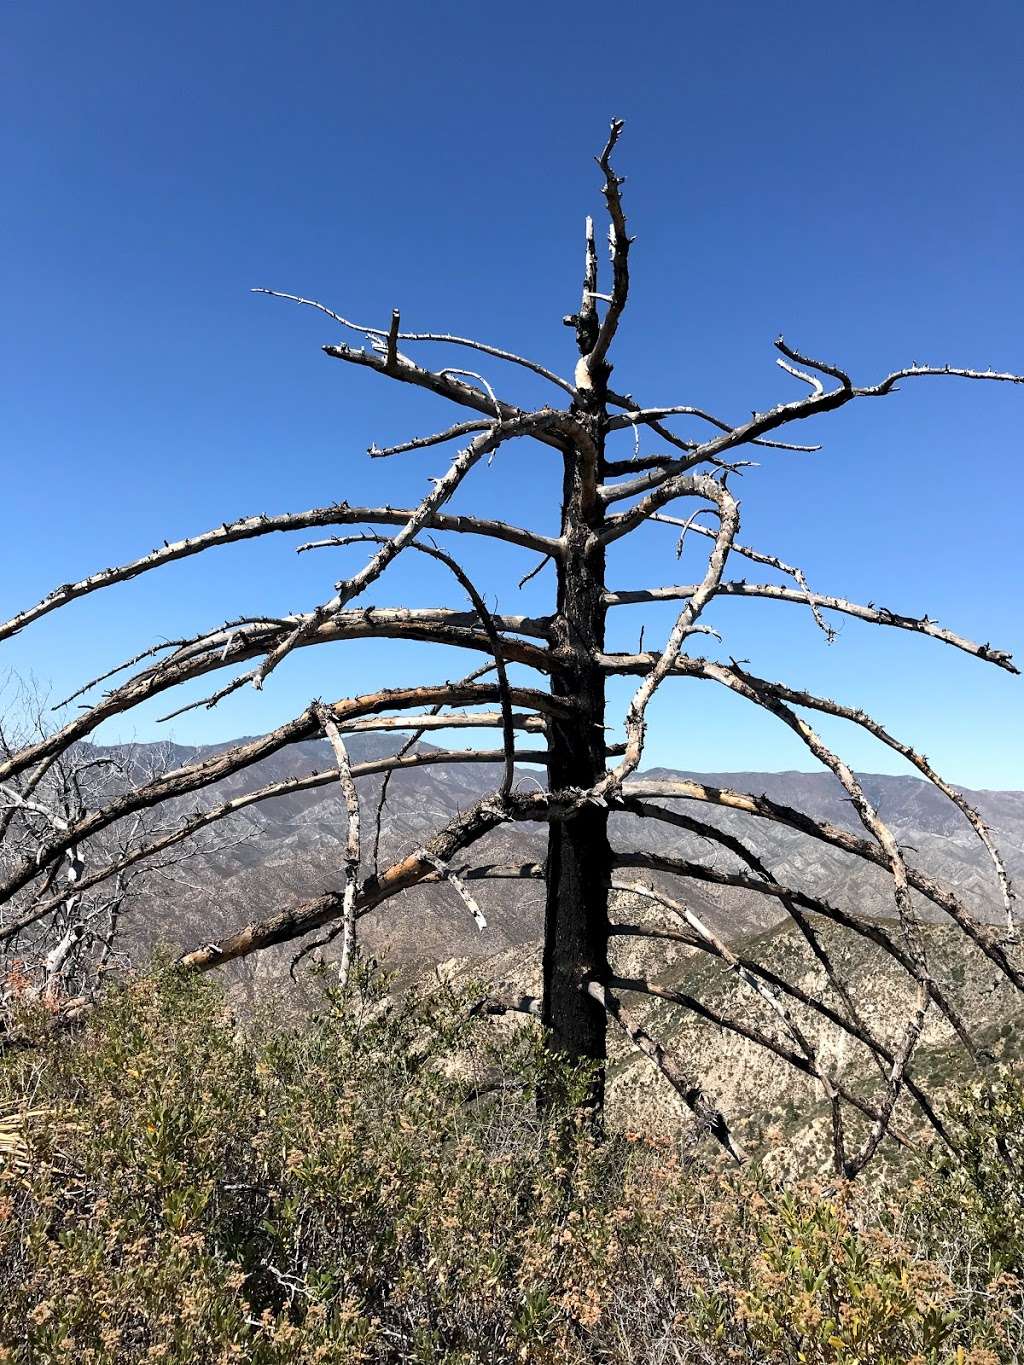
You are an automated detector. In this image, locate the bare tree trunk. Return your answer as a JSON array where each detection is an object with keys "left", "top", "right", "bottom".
[{"left": 541, "top": 401, "right": 612, "bottom": 1095}]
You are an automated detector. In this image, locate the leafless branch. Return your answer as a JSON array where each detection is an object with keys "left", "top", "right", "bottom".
[
  {"left": 608, "top": 923, "right": 951, "bottom": 1151},
  {"left": 608, "top": 969, "right": 915, "bottom": 1159},
  {"left": 618, "top": 778, "right": 1022, "bottom": 992},
  {"left": 0, "top": 504, "right": 559, "bottom": 649},
  {"left": 0, "top": 683, "right": 568, "bottom": 907},
  {"left": 369, "top": 419, "right": 491, "bottom": 459},
  {"left": 611, "top": 847, "right": 979, "bottom": 1056},
  {"left": 0, "top": 746, "right": 563, "bottom": 948},
  {"left": 585, "top": 978, "right": 747, "bottom": 1163},
  {"left": 312, "top": 703, "right": 360, "bottom": 985},
  {"left": 253, "top": 287, "right": 576, "bottom": 397},
  {"left": 607, "top": 573, "right": 1015, "bottom": 672}
]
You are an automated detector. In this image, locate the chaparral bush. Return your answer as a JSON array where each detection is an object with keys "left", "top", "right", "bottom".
[{"left": 1, "top": 964, "right": 1021, "bottom": 1364}]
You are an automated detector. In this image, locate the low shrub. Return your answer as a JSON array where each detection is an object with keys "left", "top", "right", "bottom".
[{"left": 1, "top": 964, "right": 1021, "bottom": 1363}]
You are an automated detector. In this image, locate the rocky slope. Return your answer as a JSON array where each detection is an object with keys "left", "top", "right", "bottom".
[{"left": 439, "top": 912, "right": 1024, "bottom": 1170}]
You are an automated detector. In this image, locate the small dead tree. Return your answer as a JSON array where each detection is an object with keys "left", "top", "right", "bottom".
[
  {"left": 0, "top": 677, "right": 249, "bottom": 1010},
  {"left": 1, "top": 122, "right": 1021, "bottom": 1173}
]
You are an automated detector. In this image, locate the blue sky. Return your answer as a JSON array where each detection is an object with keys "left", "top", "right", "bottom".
[{"left": 2, "top": 1, "right": 1022, "bottom": 788}]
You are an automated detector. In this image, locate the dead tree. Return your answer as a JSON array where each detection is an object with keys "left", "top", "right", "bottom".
[
  {"left": 1, "top": 122, "right": 1022, "bottom": 1174},
  {"left": 0, "top": 677, "right": 250, "bottom": 1008}
]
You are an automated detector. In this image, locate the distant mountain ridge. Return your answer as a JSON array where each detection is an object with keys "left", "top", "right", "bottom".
[{"left": 93, "top": 734, "right": 1023, "bottom": 997}]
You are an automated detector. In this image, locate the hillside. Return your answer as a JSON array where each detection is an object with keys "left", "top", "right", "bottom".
[
  {"left": 442, "top": 912, "right": 1024, "bottom": 1170},
  {"left": 115, "top": 735, "right": 1024, "bottom": 974}
]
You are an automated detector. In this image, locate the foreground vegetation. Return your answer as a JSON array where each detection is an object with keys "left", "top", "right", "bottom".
[{"left": 1, "top": 965, "right": 1022, "bottom": 1363}]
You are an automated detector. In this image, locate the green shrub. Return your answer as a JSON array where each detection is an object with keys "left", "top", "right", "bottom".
[
  {"left": 894, "top": 1066, "right": 1024, "bottom": 1361},
  {"left": 690, "top": 1179, "right": 975, "bottom": 1364},
  {"left": 1, "top": 964, "right": 1021, "bottom": 1364},
  {"left": 0, "top": 965, "right": 639, "bottom": 1363}
]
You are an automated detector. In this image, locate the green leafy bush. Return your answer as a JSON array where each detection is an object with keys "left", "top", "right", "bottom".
[{"left": 1, "top": 965, "right": 1021, "bottom": 1363}]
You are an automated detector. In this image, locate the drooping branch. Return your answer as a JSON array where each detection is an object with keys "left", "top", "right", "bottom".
[
  {"left": 612, "top": 847, "right": 978, "bottom": 1055},
  {"left": 603, "top": 651, "right": 938, "bottom": 953},
  {"left": 612, "top": 809, "right": 950, "bottom": 1160},
  {"left": 615, "top": 797, "right": 902, "bottom": 1085},
  {"left": 724, "top": 666, "right": 1015, "bottom": 925},
  {"left": 607, "top": 651, "right": 1016, "bottom": 936},
  {"left": 585, "top": 978, "right": 747, "bottom": 1163},
  {"left": 0, "top": 612, "right": 555, "bottom": 789},
  {"left": 614, "top": 879, "right": 820, "bottom": 1067},
  {"left": 618, "top": 778, "right": 1023, "bottom": 992},
  {"left": 607, "top": 971, "right": 915, "bottom": 1158},
  {"left": 605, "top": 578, "right": 1016, "bottom": 673},
  {"left": 614, "top": 868, "right": 933, "bottom": 1168},
  {"left": 608, "top": 924, "right": 952, "bottom": 1150},
  {"left": 0, "top": 683, "right": 569, "bottom": 906},
  {"left": 0, "top": 744, "right": 565, "bottom": 948},
  {"left": 0, "top": 504, "right": 559, "bottom": 650},
  {"left": 694, "top": 660, "right": 919, "bottom": 946},
  {"left": 611, "top": 878, "right": 844, "bottom": 1159}
]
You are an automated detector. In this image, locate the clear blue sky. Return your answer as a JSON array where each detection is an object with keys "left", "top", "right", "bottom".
[{"left": 2, "top": 1, "right": 1022, "bottom": 788}]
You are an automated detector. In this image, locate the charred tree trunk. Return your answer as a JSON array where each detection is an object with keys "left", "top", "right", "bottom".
[{"left": 541, "top": 315, "right": 613, "bottom": 1093}]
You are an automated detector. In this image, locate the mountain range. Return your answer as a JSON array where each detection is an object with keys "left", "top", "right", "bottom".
[
  {"left": 79, "top": 736, "right": 1024, "bottom": 1161},
  {"left": 115, "top": 734, "right": 1023, "bottom": 983}
]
